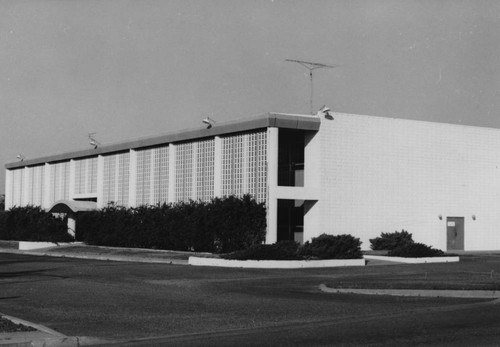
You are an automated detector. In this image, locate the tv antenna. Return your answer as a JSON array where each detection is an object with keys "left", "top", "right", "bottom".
[{"left": 285, "top": 59, "right": 339, "bottom": 115}]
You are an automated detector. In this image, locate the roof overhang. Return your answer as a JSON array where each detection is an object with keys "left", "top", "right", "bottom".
[
  {"left": 48, "top": 200, "right": 97, "bottom": 214},
  {"left": 6, "top": 113, "right": 320, "bottom": 169}
]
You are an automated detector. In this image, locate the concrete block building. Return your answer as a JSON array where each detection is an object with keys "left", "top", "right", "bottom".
[{"left": 5, "top": 112, "right": 500, "bottom": 251}]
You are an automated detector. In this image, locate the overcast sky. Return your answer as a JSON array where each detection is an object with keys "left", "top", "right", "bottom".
[{"left": 1, "top": 0, "right": 499, "bottom": 194}]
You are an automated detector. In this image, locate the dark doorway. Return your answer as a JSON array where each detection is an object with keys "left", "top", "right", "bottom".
[
  {"left": 446, "top": 217, "right": 464, "bottom": 251},
  {"left": 277, "top": 199, "right": 304, "bottom": 242}
]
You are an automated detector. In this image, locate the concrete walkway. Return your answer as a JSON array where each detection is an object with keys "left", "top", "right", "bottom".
[{"left": 0, "top": 243, "right": 215, "bottom": 265}]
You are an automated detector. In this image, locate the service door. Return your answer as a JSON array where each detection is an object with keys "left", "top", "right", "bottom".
[{"left": 446, "top": 217, "right": 464, "bottom": 251}]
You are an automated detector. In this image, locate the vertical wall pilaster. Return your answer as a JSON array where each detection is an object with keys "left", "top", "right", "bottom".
[
  {"left": 68, "top": 159, "right": 76, "bottom": 200},
  {"left": 96, "top": 155, "right": 104, "bottom": 208},
  {"left": 149, "top": 149, "right": 156, "bottom": 205},
  {"left": 113, "top": 156, "right": 120, "bottom": 204},
  {"left": 266, "top": 127, "right": 279, "bottom": 244},
  {"left": 5, "top": 169, "right": 13, "bottom": 210},
  {"left": 192, "top": 143, "right": 198, "bottom": 199},
  {"left": 242, "top": 134, "right": 249, "bottom": 193},
  {"left": 213, "top": 136, "right": 222, "bottom": 198},
  {"left": 168, "top": 144, "right": 176, "bottom": 203},
  {"left": 128, "top": 149, "right": 137, "bottom": 207},
  {"left": 43, "top": 163, "right": 51, "bottom": 209},
  {"left": 22, "top": 167, "right": 29, "bottom": 206}
]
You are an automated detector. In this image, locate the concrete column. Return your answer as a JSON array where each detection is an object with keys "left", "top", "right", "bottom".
[
  {"left": 67, "top": 213, "right": 76, "bottom": 238},
  {"left": 114, "top": 155, "right": 120, "bottom": 204},
  {"left": 266, "top": 127, "right": 279, "bottom": 244},
  {"left": 43, "top": 163, "right": 51, "bottom": 209},
  {"left": 128, "top": 149, "right": 137, "bottom": 207},
  {"left": 242, "top": 133, "right": 249, "bottom": 194},
  {"left": 192, "top": 142, "right": 198, "bottom": 199},
  {"left": 149, "top": 149, "right": 156, "bottom": 205},
  {"left": 213, "top": 136, "right": 222, "bottom": 198},
  {"left": 96, "top": 155, "right": 104, "bottom": 208},
  {"left": 168, "top": 144, "right": 176, "bottom": 202},
  {"left": 5, "top": 169, "right": 13, "bottom": 210},
  {"left": 22, "top": 167, "right": 30, "bottom": 206},
  {"left": 68, "top": 159, "right": 76, "bottom": 200}
]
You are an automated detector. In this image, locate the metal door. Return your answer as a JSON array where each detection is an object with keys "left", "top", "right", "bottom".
[{"left": 446, "top": 217, "right": 464, "bottom": 251}]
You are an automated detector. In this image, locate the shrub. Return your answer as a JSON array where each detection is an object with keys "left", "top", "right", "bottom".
[
  {"left": 298, "top": 234, "right": 363, "bottom": 259},
  {"left": 0, "top": 206, "right": 72, "bottom": 242},
  {"left": 389, "top": 242, "right": 445, "bottom": 258},
  {"left": 208, "top": 195, "right": 266, "bottom": 253},
  {"left": 223, "top": 234, "right": 363, "bottom": 260},
  {"left": 370, "top": 230, "right": 413, "bottom": 250},
  {"left": 76, "top": 195, "right": 266, "bottom": 253},
  {"left": 223, "top": 241, "right": 299, "bottom": 260}
]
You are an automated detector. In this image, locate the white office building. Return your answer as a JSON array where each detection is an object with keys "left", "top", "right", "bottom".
[{"left": 5, "top": 111, "right": 500, "bottom": 251}]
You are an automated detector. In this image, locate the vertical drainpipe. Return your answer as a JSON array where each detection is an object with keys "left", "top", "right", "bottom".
[{"left": 266, "top": 127, "right": 279, "bottom": 244}]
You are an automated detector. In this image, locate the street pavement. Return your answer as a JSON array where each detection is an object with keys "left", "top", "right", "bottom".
[{"left": 1, "top": 244, "right": 500, "bottom": 346}]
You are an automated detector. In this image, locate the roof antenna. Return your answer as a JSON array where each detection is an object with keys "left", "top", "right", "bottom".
[{"left": 285, "top": 59, "right": 339, "bottom": 115}]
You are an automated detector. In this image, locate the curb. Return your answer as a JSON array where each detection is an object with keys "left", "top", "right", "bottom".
[
  {"left": 189, "top": 256, "right": 366, "bottom": 268},
  {"left": 364, "top": 254, "right": 460, "bottom": 264},
  {"left": 318, "top": 284, "right": 500, "bottom": 298}
]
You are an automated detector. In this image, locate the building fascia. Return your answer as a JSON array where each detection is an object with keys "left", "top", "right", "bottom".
[{"left": 5, "top": 113, "right": 320, "bottom": 170}]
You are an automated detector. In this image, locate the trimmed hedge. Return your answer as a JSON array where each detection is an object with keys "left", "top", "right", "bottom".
[
  {"left": 389, "top": 242, "right": 445, "bottom": 258},
  {"left": 223, "top": 234, "right": 363, "bottom": 260},
  {"left": 223, "top": 241, "right": 300, "bottom": 260},
  {"left": 369, "top": 230, "right": 413, "bottom": 250},
  {"left": 77, "top": 195, "right": 266, "bottom": 254},
  {"left": 299, "top": 234, "right": 363, "bottom": 260},
  {"left": 0, "top": 206, "right": 73, "bottom": 242}
]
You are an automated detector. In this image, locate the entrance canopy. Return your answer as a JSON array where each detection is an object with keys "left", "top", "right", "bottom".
[{"left": 48, "top": 200, "right": 97, "bottom": 214}]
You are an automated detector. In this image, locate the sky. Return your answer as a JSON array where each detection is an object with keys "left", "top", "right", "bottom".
[{"left": 1, "top": 0, "right": 499, "bottom": 194}]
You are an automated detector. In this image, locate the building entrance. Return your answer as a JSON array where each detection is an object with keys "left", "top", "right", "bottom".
[
  {"left": 446, "top": 217, "right": 464, "bottom": 251},
  {"left": 277, "top": 199, "right": 304, "bottom": 243}
]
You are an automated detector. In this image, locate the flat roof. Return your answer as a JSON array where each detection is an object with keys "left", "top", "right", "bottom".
[{"left": 6, "top": 112, "right": 320, "bottom": 169}]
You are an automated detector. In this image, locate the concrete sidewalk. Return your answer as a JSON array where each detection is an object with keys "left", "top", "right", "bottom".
[{"left": 0, "top": 243, "right": 216, "bottom": 265}]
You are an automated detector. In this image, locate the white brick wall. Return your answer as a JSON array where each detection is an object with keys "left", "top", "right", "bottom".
[{"left": 311, "top": 112, "right": 500, "bottom": 251}]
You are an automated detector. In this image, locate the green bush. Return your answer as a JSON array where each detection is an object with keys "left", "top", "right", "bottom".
[
  {"left": 389, "top": 242, "right": 445, "bottom": 258},
  {"left": 299, "top": 234, "right": 363, "bottom": 259},
  {"left": 0, "top": 206, "right": 72, "bottom": 242},
  {"left": 76, "top": 195, "right": 266, "bottom": 253},
  {"left": 223, "top": 241, "right": 299, "bottom": 260},
  {"left": 224, "top": 234, "right": 363, "bottom": 260},
  {"left": 369, "top": 230, "right": 413, "bottom": 250}
]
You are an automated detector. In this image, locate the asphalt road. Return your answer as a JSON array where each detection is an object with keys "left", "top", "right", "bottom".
[{"left": 1, "top": 253, "right": 500, "bottom": 346}]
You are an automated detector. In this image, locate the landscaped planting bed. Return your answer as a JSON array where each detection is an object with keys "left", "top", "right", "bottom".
[{"left": 0, "top": 316, "right": 35, "bottom": 333}]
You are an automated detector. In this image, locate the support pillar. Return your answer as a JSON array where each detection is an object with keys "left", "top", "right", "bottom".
[
  {"left": 266, "top": 127, "right": 279, "bottom": 244},
  {"left": 67, "top": 213, "right": 76, "bottom": 239}
]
